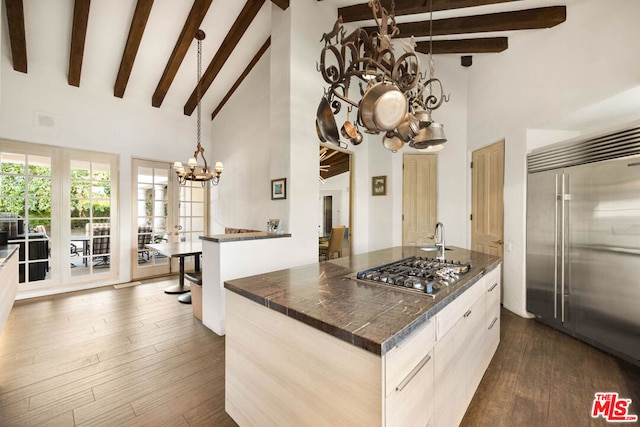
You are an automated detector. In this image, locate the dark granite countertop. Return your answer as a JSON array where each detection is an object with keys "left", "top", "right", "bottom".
[
  {"left": 200, "top": 232, "right": 291, "bottom": 243},
  {"left": 0, "top": 245, "right": 19, "bottom": 269},
  {"left": 225, "top": 246, "right": 501, "bottom": 355}
]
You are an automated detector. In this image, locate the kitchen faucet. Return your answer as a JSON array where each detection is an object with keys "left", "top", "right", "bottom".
[{"left": 434, "top": 222, "right": 445, "bottom": 260}]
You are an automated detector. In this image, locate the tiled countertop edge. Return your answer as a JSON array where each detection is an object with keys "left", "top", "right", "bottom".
[{"left": 200, "top": 232, "right": 291, "bottom": 243}]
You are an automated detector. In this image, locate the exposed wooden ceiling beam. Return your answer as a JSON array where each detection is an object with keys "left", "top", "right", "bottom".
[
  {"left": 211, "top": 37, "right": 270, "bottom": 120},
  {"left": 5, "top": 0, "right": 27, "bottom": 73},
  {"left": 320, "top": 149, "right": 350, "bottom": 180},
  {"left": 367, "top": 6, "right": 566, "bottom": 38},
  {"left": 152, "top": 0, "right": 213, "bottom": 108},
  {"left": 68, "top": 0, "right": 91, "bottom": 87},
  {"left": 114, "top": 0, "right": 154, "bottom": 98},
  {"left": 340, "top": 0, "right": 523, "bottom": 23},
  {"left": 415, "top": 37, "right": 508, "bottom": 54},
  {"left": 184, "top": 0, "right": 265, "bottom": 116},
  {"left": 270, "top": 0, "right": 289, "bottom": 10}
]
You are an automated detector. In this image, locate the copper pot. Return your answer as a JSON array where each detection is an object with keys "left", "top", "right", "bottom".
[
  {"left": 359, "top": 82, "right": 407, "bottom": 133},
  {"left": 340, "top": 121, "right": 358, "bottom": 140}
]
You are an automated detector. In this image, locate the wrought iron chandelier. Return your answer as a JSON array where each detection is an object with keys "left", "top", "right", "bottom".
[
  {"left": 316, "top": 0, "right": 449, "bottom": 153},
  {"left": 174, "top": 30, "right": 223, "bottom": 186}
]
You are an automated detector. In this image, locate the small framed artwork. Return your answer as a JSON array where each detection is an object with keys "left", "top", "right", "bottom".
[
  {"left": 271, "top": 178, "right": 287, "bottom": 200},
  {"left": 372, "top": 175, "right": 387, "bottom": 196}
]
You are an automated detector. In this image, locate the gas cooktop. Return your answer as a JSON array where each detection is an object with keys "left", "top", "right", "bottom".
[{"left": 354, "top": 256, "right": 472, "bottom": 298}]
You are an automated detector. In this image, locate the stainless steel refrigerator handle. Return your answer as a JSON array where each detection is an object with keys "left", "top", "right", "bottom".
[
  {"left": 561, "top": 174, "right": 566, "bottom": 324},
  {"left": 554, "top": 174, "right": 559, "bottom": 319}
]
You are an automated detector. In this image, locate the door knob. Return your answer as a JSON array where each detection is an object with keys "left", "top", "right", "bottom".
[{"left": 493, "top": 239, "right": 503, "bottom": 245}]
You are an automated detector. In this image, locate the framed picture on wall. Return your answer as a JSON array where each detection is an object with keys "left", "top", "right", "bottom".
[
  {"left": 372, "top": 175, "right": 387, "bottom": 196},
  {"left": 271, "top": 178, "right": 287, "bottom": 200}
]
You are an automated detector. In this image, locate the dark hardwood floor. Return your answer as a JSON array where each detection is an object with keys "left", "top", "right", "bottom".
[{"left": 0, "top": 279, "right": 638, "bottom": 426}]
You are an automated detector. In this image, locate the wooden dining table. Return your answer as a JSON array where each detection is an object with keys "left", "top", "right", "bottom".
[{"left": 145, "top": 241, "right": 202, "bottom": 304}]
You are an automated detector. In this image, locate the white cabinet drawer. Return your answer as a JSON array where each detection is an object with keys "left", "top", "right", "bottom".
[
  {"left": 485, "top": 265, "right": 501, "bottom": 308},
  {"left": 385, "top": 319, "right": 434, "bottom": 396},
  {"left": 436, "top": 278, "right": 484, "bottom": 341},
  {"left": 385, "top": 349, "right": 434, "bottom": 427}
]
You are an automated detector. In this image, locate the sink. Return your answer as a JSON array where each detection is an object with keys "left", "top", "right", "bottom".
[{"left": 419, "top": 246, "right": 452, "bottom": 252}]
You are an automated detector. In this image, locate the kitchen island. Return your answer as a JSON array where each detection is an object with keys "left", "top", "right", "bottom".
[{"left": 225, "top": 246, "right": 502, "bottom": 427}]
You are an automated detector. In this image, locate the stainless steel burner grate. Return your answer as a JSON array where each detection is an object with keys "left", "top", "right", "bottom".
[{"left": 354, "top": 256, "right": 471, "bottom": 298}]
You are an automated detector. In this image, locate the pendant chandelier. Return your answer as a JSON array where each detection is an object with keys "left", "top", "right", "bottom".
[
  {"left": 174, "top": 30, "right": 223, "bottom": 186},
  {"left": 316, "top": 0, "right": 449, "bottom": 153}
]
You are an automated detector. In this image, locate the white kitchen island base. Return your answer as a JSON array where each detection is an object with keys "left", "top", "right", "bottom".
[{"left": 224, "top": 247, "right": 501, "bottom": 427}]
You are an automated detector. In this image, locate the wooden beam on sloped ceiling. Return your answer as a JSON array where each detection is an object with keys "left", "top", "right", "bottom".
[
  {"left": 5, "top": 0, "right": 27, "bottom": 73},
  {"left": 340, "top": 0, "right": 523, "bottom": 23},
  {"left": 320, "top": 149, "right": 350, "bottom": 180},
  {"left": 114, "top": 0, "right": 154, "bottom": 98},
  {"left": 270, "top": 0, "right": 289, "bottom": 10},
  {"left": 415, "top": 37, "right": 508, "bottom": 54},
  {"left": 152, "top": 0, "right": 213, "bottom": 108},
  {"left": 68, "top": 0, "right": 91, "bottom": 87},
  {"left": 369, "top": 6, "right": 566, "bottom": 38},
  {"left": 211, "top": 37, "right": 270, "bottom": 120},
  {"left": 184, "top": 0, "right": 265, "bottom": 116}
]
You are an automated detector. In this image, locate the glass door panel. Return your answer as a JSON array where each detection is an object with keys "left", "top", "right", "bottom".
[
  {"left": 179, "top": 182, "right": 206, "bottom": 243},
  {"left": 69, "top": 158, "right": 115, "bottom": 278},
  {"left": 0, "top": 152, "right": 52, "bottom": 285},
  {"left": 131, "top": 159, "right": 207, "bottom": 280},
  {"left": 132, "top": 160, "right": 172, "bottom": 279}
]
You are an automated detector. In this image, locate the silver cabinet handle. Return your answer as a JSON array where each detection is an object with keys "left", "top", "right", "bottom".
[
  {"left": 561, "top": 173, "right": 567, "bottom": 324},
  {"left": 554, "top": 174, "right": 559, "bottom": 319},
  {"left": 488, "top": 282, "right": 498, "bottom": 292},
  {"left": 464, "top": 310, "right": 472, "bottom": 318},
  {"left": 488, "top": 317, "right": 498, "bottom": 330},
  {"left": 396, "top": 353, "right": 432, "bottom": 392}
]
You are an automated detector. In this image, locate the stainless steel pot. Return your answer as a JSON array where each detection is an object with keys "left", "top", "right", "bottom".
[
  {"left": 396, "top": 113, "right": 419, "bottom": 142},
  {"left": 359, "top": 82, "right": 407, "bottom": 132},
  {"left": 413, "top": 110, "right": 433, "bottom": 128},
  {"left": 410, "top": 122, "right": 447, "bottom": 149}
]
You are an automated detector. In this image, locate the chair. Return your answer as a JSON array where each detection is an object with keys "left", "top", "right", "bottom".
[
  {"left": 137, "top": 226, "right": 153, "bottom": 262},
  {"left": 90, "top": 224, "right": 111, "bottom": 267},
  {"left": 319, "top": 226, "right": 345, "bottom": 260}
]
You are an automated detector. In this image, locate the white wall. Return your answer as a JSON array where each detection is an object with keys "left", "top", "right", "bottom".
[
  {"left": 210, "top": 51, "right": 271, "bottom": 233},
  {"left": 466, "top": 0, "right": 640, "bottom": 317}
]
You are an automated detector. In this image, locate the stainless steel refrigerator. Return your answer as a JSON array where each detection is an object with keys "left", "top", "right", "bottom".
[{"left": 526, "top": 124, "right": 640, "bottom": 366}]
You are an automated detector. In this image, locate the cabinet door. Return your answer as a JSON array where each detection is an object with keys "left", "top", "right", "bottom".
[
  {"left": 385, "top": 320, "right": 434, "bottom": 396},
  {"left": 484, "top": 266, "right": 501, "bottom": 371},
  {"left": 463, "top": 293, "right": 487, "bottom": 404},
  {"left": 385, "top": 350, "right": 434, "bottom": 427},
  {"left": 434, "top": 317, "right": 466, "bottom": 427}
]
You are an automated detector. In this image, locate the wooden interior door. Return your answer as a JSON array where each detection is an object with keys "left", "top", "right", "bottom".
[
  {"left": 471, "top": 140, "right": 504, "bottom": 257},
  {"left": 403, "top": 154, "right": 437, "bottom": 246}
]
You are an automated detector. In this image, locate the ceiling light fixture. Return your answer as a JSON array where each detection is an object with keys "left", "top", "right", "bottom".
[
  {"left": 316, "top": 0, "right": 449, "bottom": 152},
  {"left": 174, "top": 30, "right": 223, "bottom": 186}
]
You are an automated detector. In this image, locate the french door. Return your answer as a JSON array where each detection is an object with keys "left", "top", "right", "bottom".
[
  {"left": 0, "top": 140, "right": 119, "bottom": 293},
  {"left": 131, "top": 159, "right": 207, "bottom": 280}
]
